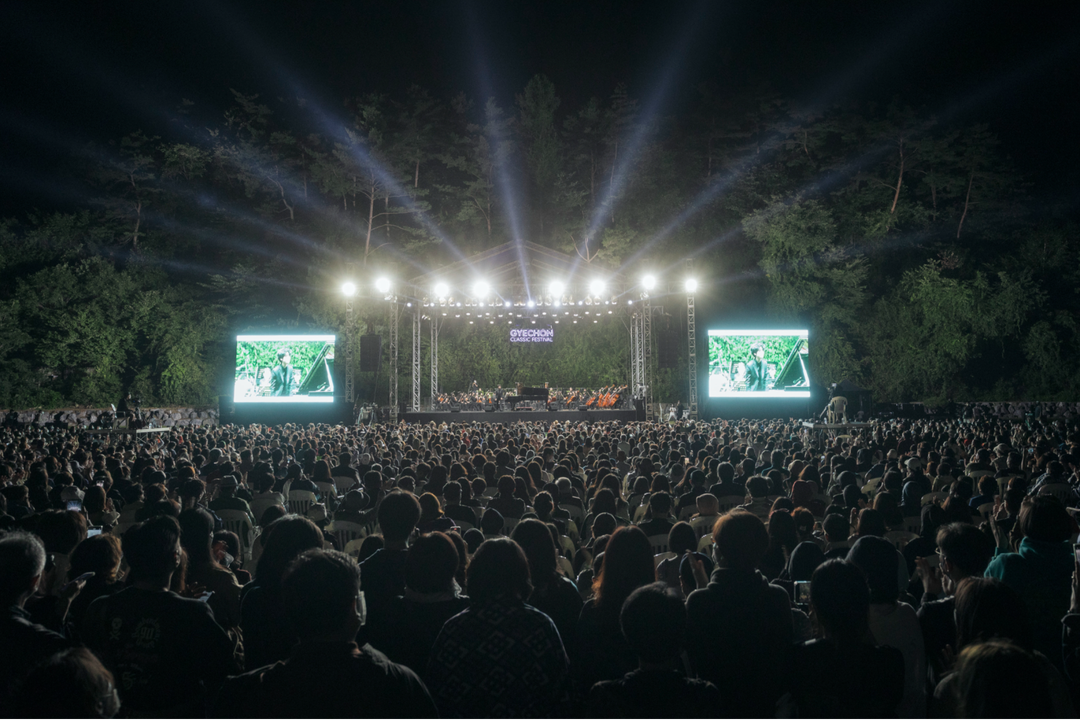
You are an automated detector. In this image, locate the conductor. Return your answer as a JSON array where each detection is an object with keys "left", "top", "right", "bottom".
[{"left": 271, "top": 348, "right": 298, "bottom": 396}]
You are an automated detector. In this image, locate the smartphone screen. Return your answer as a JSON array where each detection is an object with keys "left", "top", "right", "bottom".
[
  {"left": 87, "top": 527, "right": 103, "bottom": 538},
  {"left": 794, "top": 580, "right": 811, "bottom": 606}
]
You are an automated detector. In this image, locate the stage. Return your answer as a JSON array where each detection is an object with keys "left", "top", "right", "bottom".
[{"left": 400, "top": 408, "right": 641, "bottom": 424}]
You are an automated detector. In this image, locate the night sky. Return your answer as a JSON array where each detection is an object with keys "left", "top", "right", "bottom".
[{"left": 2, "top": 0, "right": 1078, "bottom": 218}]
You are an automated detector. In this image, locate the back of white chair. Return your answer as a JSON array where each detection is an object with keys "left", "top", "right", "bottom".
[
  {"left": 1039, "top": 483, "right": 1076, "bottom": 508},
  {"left": 314, "top": 481, "right": 337, "bottom": 508},
  {"left": 455, "top": 520, "right": 475, "bottom": 533},
  {"left": 716, "top": 495, "right": 746, "bottom": 514},
  {"left": 647, "top": 533, "right": 669, "bottom": 556},
  {"left": 216, "top": 509, "right": 255, "bottom": 563},
  {"left": 333, "top": 474, "right": 358, "bottom": 495},
  {"left": 653, "top": 551, "right": 676, "bottom": 568},
  {"left": 690, "top": 514, "right": 718, "bottom": 541},
  {"left": 288, "top": 490, "right": 317, "bottom": 516},
  {"left": 903, "top": 517, "right": 922, "bottom": 535},
  {"left": 503, "top": 517, "right": 520, "bottom": 535},
  {"left": 678, "top": 504, "right": 697, "bottom": 522},
  {"left": 883, "top": 530, "right": 918, "bottom": 550},
  {"left": 330, "top": 520, "right": 369, "bottom": 556},
  {"left": 250, "top": 495, "right": 284, "bottom": 526},
  {"left": 921, "top": 492, "right": 948, "bottom": 507},
  {"left": 697, "top": 534, "right": 714, "bottom": 552}
]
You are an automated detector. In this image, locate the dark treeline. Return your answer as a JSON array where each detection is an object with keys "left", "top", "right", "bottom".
[{"left": 0, "top": 75, "right": 1076, "bottom": 409}]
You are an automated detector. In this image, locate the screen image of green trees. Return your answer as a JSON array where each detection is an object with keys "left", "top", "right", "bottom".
[
  {"left": 708, "top": 335, "right": 801, "bottom": 373},
  {"left": 235, "top": 340, "right": 330, "bottom": 383}
]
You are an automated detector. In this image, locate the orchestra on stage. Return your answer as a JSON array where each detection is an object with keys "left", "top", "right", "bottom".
[{"left": 431, "top": 382, "right": 630, "bottom": 412}]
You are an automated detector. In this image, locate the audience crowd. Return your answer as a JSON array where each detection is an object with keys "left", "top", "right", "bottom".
[{"left": 3, "top": 409, "right": 1080, "bottom": 717}]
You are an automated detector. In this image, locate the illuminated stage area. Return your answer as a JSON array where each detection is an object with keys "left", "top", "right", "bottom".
[{"left": 401, "top": 408, "right": 641, "bottom": 424}]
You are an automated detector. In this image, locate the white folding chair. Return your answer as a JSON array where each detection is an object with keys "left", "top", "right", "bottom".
[
  {"left": 647, "top": 533, "right": 669, "bottom": 556},
  {"left": 216, "top": 509, "right": 256, "bottom": 563},
  {"left": 287, "top": 490, "right": 317, "bottom": 516},
  {"left": 716, "top": 495, "right": 747, "bottom": 514},
  {"left": 330, "top": 520, "right": 369, "bottom": 556}
]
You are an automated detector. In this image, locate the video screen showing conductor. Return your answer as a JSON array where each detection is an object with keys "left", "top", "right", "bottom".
[
  {"left": 707, "top": 330, "right": 810, "bottom": 398},
  {"left": 234, "top": 334, "right": 336, "bottom": 403}
]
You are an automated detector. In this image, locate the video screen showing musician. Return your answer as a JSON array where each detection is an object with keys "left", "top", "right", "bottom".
[
  {"left": 234, "top": 335, "right": 336, "bottom": 403},
  {"left": 707, "top": 331, "right": 810, "bottom": 398}
]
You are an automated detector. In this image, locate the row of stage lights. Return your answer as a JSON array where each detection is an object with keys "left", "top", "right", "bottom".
[{"left": 340, "top": 275, "right": 698, "bottom": 302}]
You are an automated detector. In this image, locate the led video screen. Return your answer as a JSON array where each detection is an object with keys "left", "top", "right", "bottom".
[
  {"left": 707, "top": 330, "right": 810, "bottom": 398},
  {"left": 234, "top": 334, "right": 336, "bottom": 403}
]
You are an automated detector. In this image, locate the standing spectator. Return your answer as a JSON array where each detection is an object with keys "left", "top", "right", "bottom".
[{"left": 512, "top": 519, "right": 583, "bottom": 652}]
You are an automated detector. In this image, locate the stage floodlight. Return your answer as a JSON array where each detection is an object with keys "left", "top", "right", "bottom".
[
  {"left": 375, "top": 277, "right": 392, "bottom": 294},
  {"left": 589, "top": 278, "right": 606, "bottom": 296},
  {"left": 685, "top": 278, "right": 698, "bottom": 293},
  {"left": 434, "top": 281, "right": 449, "bottom": 299},
  {"left": 527, "top": 299, "right": 535, "bottom": 308},
  {"left": 341, "top": 281, "right": 357, "bottom": 297},
  {"left": 504, "top": 300, "right": 512, "bottom": 308},
  {"left": 472, "top": 280, "right": 490, "bottom": 298},
  {"left": 549, "top": 280, "right": 565, "bottom": 298},
  {"left": 642, "top": 274, "right": 656, "bottom": 291}
]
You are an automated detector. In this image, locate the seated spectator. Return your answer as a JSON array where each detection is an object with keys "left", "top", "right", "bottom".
[
  {"left": 933, "top": 577, "right": 1074, "bottom": 717},
  {"left": 760, "top": 509, "right": 798, "bottom": 580},
  {"left": 985, "top": 495, "right": 1074, "bottom": 670},
  {"left": 208, "top": 475, "right": 257, "bottom": 528},
  {"left": 179, "top": 507, "right": 243, "bottom": 631},
  {"left": 784, "top": 559, "right": 904, "bottom": 717},
  {"left": 0, "top": 531, "right": 71, "bottom": 707},
  {"left": 655, "top": 522, "right": 699, "bottom": 597},
  {"left": 416, "top": 492, "right": 456, "bottom": 534},
  {"left": 9, "top": 647, "right": 120, "bottom": 718},
  {"left": 685, "top": 510, "right": 792, "bottom": 717},
  {"left": 950, "top": 641, "right": 1053, "bottom": 718},
  {"left": 512, "top": 519, "right": 583, "bottom": 652},
  {"left": 480, "top": 507, "right": 505, "bottom": 538},
  {"left": 368, "top": 532, "right": 470, "bottom": 674},
  {"left": 846, "top": 535, "right": 926, "bottom": 717},
  {"left": 576, "top": 525, "right": 657, "bottom": 691},
  {"left": 822, "top": 512, "right": 852, "bottom": 558},
  {"left": 587, "top": 582, "right": 720, "bottom": 718},
  {"left": 915, "top": 522, "right": 994, "bottom": 687},
  {"left": 240, "top": 515, "right": 325, "bottom": 669},
  {"left": 64, "top": 533, "right": 125, "bottom": 639},
  {"left": 83, "top": 516, "right": 240, "bottom": 717},
  {"left": 488, "top": 475, "right": 526, "bottom": 520},
  {"left": 442, "top": 481, "right": 478, "bottom": 528},
  {"left": 359, "top": 492, "right": 421, "bottom": 631},
  {"left": 426, "top": 538, "right": 570, "bottom": 717},
  {"left": 216, "top": 549, "right": 436, "bottom": 718},
  {"left": 636, "top": 491, "right": 675, "bottom": 538}
]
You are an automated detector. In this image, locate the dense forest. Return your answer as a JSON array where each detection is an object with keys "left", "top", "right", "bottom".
[{"left": 0, "top": 74, "right": 1076, "bottom": 409}]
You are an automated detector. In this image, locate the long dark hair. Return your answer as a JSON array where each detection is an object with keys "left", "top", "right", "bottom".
[{"left": 592, "top": 525, "right": 654, "bottom": 612}]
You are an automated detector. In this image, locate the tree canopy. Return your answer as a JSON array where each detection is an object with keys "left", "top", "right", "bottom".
[{"left": 0, "top": 78, "right": 1075, "bottom": 408}]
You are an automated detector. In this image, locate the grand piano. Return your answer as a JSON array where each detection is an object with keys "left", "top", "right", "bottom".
[
  {"left": 296, "top": 343, "right": 335, "bottom": 397},
  {"left": 773, "top": 338, "right": 809, "bottom": 391},
  {"left": 507, "top": 384, "right": 548, "bottom": 410}
]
